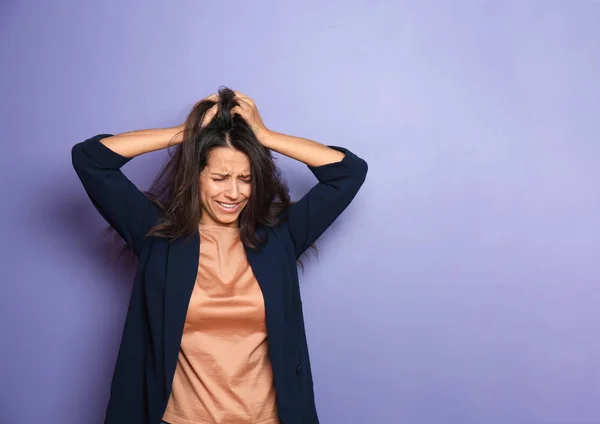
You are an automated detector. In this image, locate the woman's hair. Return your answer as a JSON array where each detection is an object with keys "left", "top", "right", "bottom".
[
  {"left": 107, "top": 87, "right": 315, "bottom": 266},
  {"left": 143, "top": 86, "right": 291, "bottom": 248}
]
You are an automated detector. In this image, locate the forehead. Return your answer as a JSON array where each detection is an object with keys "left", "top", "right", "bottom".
[{"left": 205, "top": 147, "right": 250, "bottom": 174}]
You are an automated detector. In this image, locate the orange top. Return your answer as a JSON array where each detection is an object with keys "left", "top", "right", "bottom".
[{"left": 162, "top": 224, "right": 279, "bottom": 424}]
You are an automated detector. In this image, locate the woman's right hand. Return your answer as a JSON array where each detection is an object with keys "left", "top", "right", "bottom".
[
  {"left": 179, "top": 94, "right": 219, "bottom": 132},
  {"left": 200, "top": 94, "right": 219, "bottom": 128},
  {"left": 186, "top": 94, "right": 218, "bottom": 128}
]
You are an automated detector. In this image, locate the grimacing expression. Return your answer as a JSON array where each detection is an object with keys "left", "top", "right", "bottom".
[{"left": 199, "top": 147, "right": 252, "bottom": 227}]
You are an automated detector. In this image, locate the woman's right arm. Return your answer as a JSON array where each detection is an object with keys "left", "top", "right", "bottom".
[
  {"left": 71, "top": 126, "right": 183, "bottom": 255},
  {"left": 99, "top": 126, "right": 184, "bottom": 158}
]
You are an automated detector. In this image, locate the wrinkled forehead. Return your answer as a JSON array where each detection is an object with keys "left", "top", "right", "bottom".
[{"left": 204, "top": 147, "right": 251, "bottom": 175}]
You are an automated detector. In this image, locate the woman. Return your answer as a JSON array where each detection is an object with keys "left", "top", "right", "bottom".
[{"left": 71, "top": 87, "right": 368, "bottom": 424}]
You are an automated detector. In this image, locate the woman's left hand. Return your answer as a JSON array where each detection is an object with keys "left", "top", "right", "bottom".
[{"left": 232, "top": 91, "right": 271, "bottom": 142}]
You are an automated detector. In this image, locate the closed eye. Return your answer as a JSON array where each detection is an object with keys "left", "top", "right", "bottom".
[{"left": 210, "top": 175, "right": 252, "bottom": 183}]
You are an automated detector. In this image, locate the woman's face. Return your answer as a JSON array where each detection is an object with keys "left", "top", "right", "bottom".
[{"left": 199, "top": 147, "right": 252, "bottom": 227}]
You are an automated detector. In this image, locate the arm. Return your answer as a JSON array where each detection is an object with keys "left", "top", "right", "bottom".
[
  {"left": 268, "top": 132, "right": 368, "bottom": 258},
  {"left": 99, "top": 126, "right": 185, "bottom": 158},
  {"left": 71, "top": 126, "right": 184, "bottom": 255},
  {"left": 261, "top": 130, "right": 346, "bottom": 167},
  {"left": 231, "top": 91, "right": 346, "bottom": 168},
  {"left": 72, "top": 95, "right": 220, "bottom": 254},
  {"left": 232, "top": 92, "right": 368, "bottom": 258}
]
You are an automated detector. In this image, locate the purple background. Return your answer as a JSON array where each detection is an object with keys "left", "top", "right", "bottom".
[{"left": 2, "top": 1, "right": 600, "bottom": 423}]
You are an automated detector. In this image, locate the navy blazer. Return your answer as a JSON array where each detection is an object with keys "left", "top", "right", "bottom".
[{"left": 71, "top": 134, "right": 368, "bottom": 424}]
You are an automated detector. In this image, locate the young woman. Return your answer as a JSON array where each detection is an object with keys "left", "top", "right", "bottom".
[{"left": 71, "top": 87, "right": 368, "bottom": 424}]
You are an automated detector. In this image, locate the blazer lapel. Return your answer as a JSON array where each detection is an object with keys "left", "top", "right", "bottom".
[
  {"left": 163, "top": 232, "right": 200, "bottom": 392},
  {"left": 244, "top": 231, "right": 285, "bottom": 381}
]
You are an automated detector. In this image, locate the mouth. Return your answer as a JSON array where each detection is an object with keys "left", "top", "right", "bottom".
[{"left": 215, "top": 200, "right": 243, "bottom": 214}]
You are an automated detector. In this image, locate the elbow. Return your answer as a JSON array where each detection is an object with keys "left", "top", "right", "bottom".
[
  {"left": 356, "top": 156, "right": 368, "bottom": 184},
  {"left": 71, "top": 142, "right": 84, "bottom": 172},
  {"left": 361, "top": 157, "right": 368, "bottom": 177}
]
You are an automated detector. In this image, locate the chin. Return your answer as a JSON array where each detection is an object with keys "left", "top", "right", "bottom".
[{"left": 216, "top": 215, "right": 240, "bottom": 226}]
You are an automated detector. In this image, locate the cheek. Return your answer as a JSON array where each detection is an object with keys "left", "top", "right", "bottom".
[
  {"left": 200, "top": 182, "right": 221, "bottom": 201},
  {"left": 243, "top": 185, "right": 252, "bottom": 200}
]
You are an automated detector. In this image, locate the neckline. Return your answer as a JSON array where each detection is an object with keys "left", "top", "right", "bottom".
[{"left": 198, "top": 224, "right": 241, "bottom": 234}]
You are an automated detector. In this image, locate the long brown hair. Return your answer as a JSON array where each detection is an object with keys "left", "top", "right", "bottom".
[
  {"left": 108, "top": 87, "right": 316, "bottom": 263},
  {"left": 143, "top": 87, "right": 291, "bottom": 248}
]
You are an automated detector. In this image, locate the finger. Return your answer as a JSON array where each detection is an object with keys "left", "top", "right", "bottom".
[
  {"left": 194, "top": 94, "right": 218, "bottom": 109},
  {"left": 231, "top": 105, "right": 255, "bottom": 126},
  {"left": 231, "top": 105, "right": 246, "bottom": 117},
  {"left": 233, "top": 99, "right": 251, "bottom": 112},
  {"left": 234, "top": 91, "right": 254, "bottom": 105},
  {"left": 235, "top": 97, "right": 253, "bottom": 110},
  {"left": 201, "top": 105, "right": 218, "bottom": 127},
  {"left": 234, "top": 102, "right": 248, "bottom": 112}
]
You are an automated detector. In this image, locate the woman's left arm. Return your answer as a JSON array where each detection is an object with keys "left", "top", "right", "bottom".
[
  {"left": 232, "top": 91, "right": 346, "bottom": 166},
  {"left": 260, "top": 130, "right": 346, "bottom": 167},
  {"left": 232, "top": 92, "right": 368, "bottom": 258}
]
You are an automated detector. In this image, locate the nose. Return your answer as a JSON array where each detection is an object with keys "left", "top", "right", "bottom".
[{"left": 224, "top": 179, "right": 240, "bottom": 199}]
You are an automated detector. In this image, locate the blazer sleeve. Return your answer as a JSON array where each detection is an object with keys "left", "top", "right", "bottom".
[
  {"left": 286, "top": 146, "right": 368, "bottom": 259},
  {"left": 71, "top": 134, "right": 159, "bottom": 256}
]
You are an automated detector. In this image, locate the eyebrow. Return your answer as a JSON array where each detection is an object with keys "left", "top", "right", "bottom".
[{"left": 210, "top": 172, "right": 251, "bottom": 178}]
